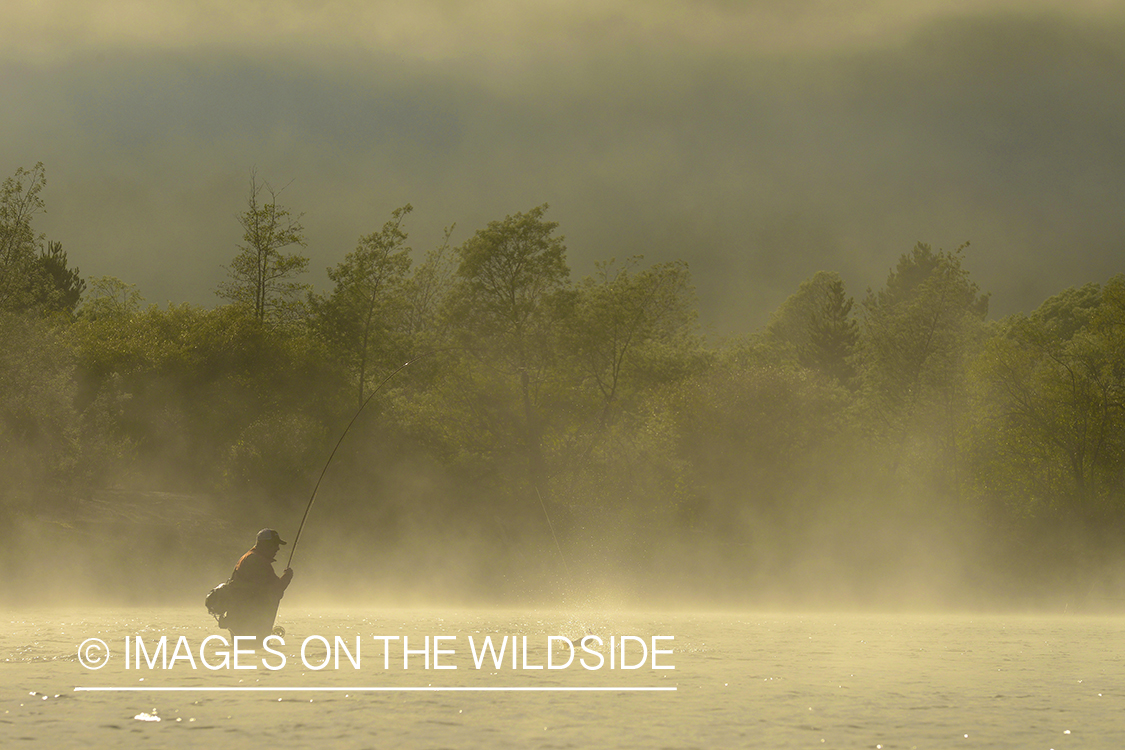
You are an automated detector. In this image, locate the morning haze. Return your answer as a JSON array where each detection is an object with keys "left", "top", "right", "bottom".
[
  {"left": 3, "top": 1, "right": 1123, "bottom": 336},
  {"left": 2, "top": 0, "right": 1125, "bottom": 615}
]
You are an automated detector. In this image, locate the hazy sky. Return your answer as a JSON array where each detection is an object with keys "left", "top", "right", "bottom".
[{"left": 4, "top": 0, "right": 1123, "bottom": 337}]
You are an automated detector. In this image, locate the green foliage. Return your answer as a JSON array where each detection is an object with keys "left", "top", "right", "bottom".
[
  {"left": 9, "top": 167, "right": 1125, "bottom": 604},
  {"left": 0, "top": 167, "right": 83, "bottom": 317},
  {"left": 801, "top": 276, "right": 859, "bottom": 388},
  {"left": 0, "top": 163, "right": 47, "bottom": 313},
  {"left": 567, "top": 257, "right": 699, "bottom": 430},
  {"left": 80, "top": 276, "right": 144, "bottom": 321},
  {"left": 1028, "top": 282, "right": 1103, "bottom": 340},
  {"left": 216, "top": 174, "right": 309, "bottom": 324},
  {"left": 70, "top": 299, "right": 342, "bottom": 494},
  {"left": 313, "top": 205, "right": 414, "bottom": 409},
  {"left": 858, "top": 242, "right": 989, "bottom": 477},
  {"left": 448, "top": 204, "right": 571, "bottom": 491},
  {"left": 224, "top": 411, "right": 329, "bottom": 498},
  {"left": 760, "top": 271, "right": 838, "bottom": 356},
  {"left": 0, "top": 310, "right": 78, "bottom": 502},
  {"left": 402, "top": 224, "right": 456, "bottom": 340},
  {"left": 673, "top": 361, "right": 854, "bottom": 547},
  {"left": 756, "top": 270, "right": 860, "bottom": 387},
  {"left": 30, "top": 241, "right": 86, "bottom": 316},
  {"left": 546, "top": 256, "right": 704, "bottom": 518},
  {"left": 452, "top": 204, "right": 569, "bottom": 348},
  {"left": 971, "top": 277, "right": 1125, "bottom": 518}
]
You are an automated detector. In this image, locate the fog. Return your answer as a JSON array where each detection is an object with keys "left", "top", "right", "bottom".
[
  {"left": 6, "top": 416, "right": 1124, "bottom": 615},
  {"left": 3, "top": 2, "right": 1124, "bottom": 337},
  {"left": 3, "top": 1, "right": 1125, "bottom": 617}
]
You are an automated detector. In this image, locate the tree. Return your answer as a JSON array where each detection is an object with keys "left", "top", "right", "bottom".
[
  {"left": 858, "top": 242, "right": 989, "bottom": 479},
  {"left": 972, "top": 277, "right": 1125, "bottom": 517},
  {"left": 754, "top": 271, "right": 858, "bottom": 388},
  {"left": 217, "top": 173, "right": 308, "bottom": 324},
  {"left": 79, "top": 276, "right": 144, "bottom": 321},
  {"left": 402, "top": 224, "right": 456, "bottom": 339},
  {"left": 672, "top": 361, "right": 855, "bottom": 590},
  {"left": 0, "top": 309, "right": 78, "bottom": 505},
  {"left": 801, "top": 276, "right": 859, "bottom": 388},
  {"left": 30, "top": 241, "right": 85, "bottom": 316},
  {"left": 71, "top": 294, "right": 340, "bottom": 495},
  {"left": 568, "top": 256, "right": 697, "bottom": 431},
  {"left": 0, "top": 163, "right": 47, "bottom": 312},
  {"left": 314, "top": 205, "right": 414, "bottom": 409},
  {"left": 448, "top": 204, "right": 570, "bottom": 491}
]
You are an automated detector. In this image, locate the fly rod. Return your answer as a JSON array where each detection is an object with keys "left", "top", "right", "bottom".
[{"left": 285, "top": 354, "right": 427, "bottom": 568}]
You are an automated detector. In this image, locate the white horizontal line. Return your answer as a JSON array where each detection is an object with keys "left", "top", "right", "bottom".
[{"left": 75, "top": 686, "right": 675, "bottom": 693}]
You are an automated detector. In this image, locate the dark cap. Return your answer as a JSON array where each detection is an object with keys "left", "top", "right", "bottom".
[{"left": 256, "top": 528, "right": 287, "bottom": 545}]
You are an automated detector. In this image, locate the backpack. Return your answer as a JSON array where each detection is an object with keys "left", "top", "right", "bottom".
[{"left": 205, "top": 580, "right": 234, "bottom": 626}]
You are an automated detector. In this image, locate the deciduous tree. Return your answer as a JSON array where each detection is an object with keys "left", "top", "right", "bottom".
[
  {"left": 568, "top": 256, "right": 697, "bottom": 431},
  {"left": 859, "top": 242, "right": 988, "bottom": 478},
  {"left": 217, "top": 173, "right": 308, "bottom": 324},
  {"left": 972, "top": 277, "right": 1125, "bottom": 517},
  {"left": 448, "top": 204, "right": 569, "bottom": 491},
  {"left": 0, "top": 163, "right": 46, "bottom": 312},
  {"left": 314, "top": 205, "right": 413, "bottom": 409}
]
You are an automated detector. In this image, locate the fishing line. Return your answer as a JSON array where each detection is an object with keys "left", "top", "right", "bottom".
[
  {"left": 537, "top": 487, "right": 591, "bottom": 642},
  {"left": 536, "top": 485, "right": 571, "bottom": 580},
  {"left": 286, "top": 355, "right": 426, "bottom": 568}
]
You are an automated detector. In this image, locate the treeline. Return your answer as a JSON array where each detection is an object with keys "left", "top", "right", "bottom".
[{"left": 2, "top": 163, "right": 1124, "bottom": 606}]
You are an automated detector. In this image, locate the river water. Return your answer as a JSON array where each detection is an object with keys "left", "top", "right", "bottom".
[{"left": 2, "top": 608, "right": 1123, "bottom": 748}]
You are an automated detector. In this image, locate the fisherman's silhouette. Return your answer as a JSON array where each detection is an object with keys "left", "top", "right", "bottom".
[{"left": 223, "top": 528, "right": 294, "bottom": 646}]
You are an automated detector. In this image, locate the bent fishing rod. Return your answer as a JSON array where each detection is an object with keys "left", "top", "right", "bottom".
[{"left": 285, "top": 354, "right": 429, "bottom": 568}]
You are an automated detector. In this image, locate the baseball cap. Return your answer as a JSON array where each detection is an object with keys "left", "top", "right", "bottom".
[{"left": 256, "top": 528, "right": 287, "bottom": 545}]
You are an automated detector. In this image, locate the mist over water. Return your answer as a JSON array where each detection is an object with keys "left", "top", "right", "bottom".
[
  {"left": 4, "top": 3, "right": 1125, "bottom": 747},
  {"left": 5, "top": 479, "right": 1124, "bottom": 615},
  {"left": 6, "top": 609, "right": 1125, "bottom": 748}
]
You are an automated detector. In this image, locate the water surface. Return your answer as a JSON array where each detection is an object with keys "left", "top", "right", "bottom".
[{"left": 2, "top": 609, "right": 1123, "bottom": 748}]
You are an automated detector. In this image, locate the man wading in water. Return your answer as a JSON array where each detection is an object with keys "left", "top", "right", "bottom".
[{"left": 225, "top": 528, "right": 294, "bottom": 645}]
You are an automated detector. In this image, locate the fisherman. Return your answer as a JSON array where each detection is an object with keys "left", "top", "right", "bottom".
[{"left": 224, "top": 528, "right": 294, "bottom": 645}]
